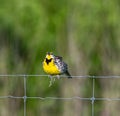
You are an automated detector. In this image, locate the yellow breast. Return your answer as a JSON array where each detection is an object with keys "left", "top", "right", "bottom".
[{"left": 43, "top": 60, "right": 60, "bottom": 75}]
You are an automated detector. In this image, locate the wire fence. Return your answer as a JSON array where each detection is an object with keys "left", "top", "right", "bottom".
[{"left": 0, "top": 75, "right": 120, "bottom": 116}]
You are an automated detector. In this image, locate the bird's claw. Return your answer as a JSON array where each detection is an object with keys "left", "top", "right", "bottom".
[
  {"left": 57, "top": 75, "right": 60, "bottom": 79},
  {"left": 48, "top": 75, "right": 60, "bottom": 87},
  {"left": 48, "top": 75, "right": 55, "bottom": 87}
]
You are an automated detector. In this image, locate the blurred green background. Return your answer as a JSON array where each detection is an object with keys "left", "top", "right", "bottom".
[{"left": 0, "top": 0, "right": 120, "bottom": 116}]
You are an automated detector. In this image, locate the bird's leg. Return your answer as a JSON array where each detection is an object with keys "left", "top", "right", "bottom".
[
  {"left": 56, "top": 75, "right": 60, "bottom": 79},
  {"left": 48, "top": 75, "right": 53, "bottom": 87},
  {"left": 48, "top": 75, "right": 56, "bottom": 87},
  {"left": 48, "top": 75, "right": 59, "bottom": 87},
  {"left": 53, "top": 76, "right": 56, "bottom": 82},
  {"left": 48, "top": 75, "right": 52, "bottom": 79},
  {"left": 49, "top": 81, "right": 52, "bottom": 87}
]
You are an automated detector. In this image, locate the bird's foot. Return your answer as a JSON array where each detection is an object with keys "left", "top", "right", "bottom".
[
  {"left": 56, "top": 75, "right": 60, "bottom": 79},
  {"left": 48, "top": 75, "right": 56, "bottom": 87},
  {"left": 49, "top": 80, "right": 53, "bottom": 87}
]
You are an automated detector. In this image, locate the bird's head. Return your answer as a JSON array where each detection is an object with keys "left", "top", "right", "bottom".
[
  {"left": 46, "top": 52, "right": 54, "bottom": 59},
  {"left": 45, "top": 52, "right": 54, "bottom": 64}
]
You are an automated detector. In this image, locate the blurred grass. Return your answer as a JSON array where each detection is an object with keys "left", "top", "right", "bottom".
[{"left": 0, "top": 0, "right": 120, "bottom": 115}]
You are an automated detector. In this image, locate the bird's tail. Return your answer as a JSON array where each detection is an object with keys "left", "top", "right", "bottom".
[{"left": 65, "top": 70, "right": 72, "bottom": 78}]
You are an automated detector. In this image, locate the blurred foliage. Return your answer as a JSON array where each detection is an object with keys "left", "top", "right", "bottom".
[{"left": 0, "top": 0, "right": 120, "bottom": 116}]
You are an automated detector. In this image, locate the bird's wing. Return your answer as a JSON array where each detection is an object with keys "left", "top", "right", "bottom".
[{"left": 55, "top": 56, "right": 62, "bottom": 60}]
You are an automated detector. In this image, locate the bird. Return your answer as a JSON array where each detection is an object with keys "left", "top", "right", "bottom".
[{"left": 43, "top": 52, "right": 72, "bottom": 79}]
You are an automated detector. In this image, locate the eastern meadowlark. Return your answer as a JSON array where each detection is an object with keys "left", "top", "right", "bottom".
[{"left": 43, "top": 52, "right": 72, "bottom": 79}]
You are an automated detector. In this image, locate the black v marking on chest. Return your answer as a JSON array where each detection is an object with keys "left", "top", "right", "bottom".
[{"left": 45, "top": 58, "right": 52, "bottom": 65}]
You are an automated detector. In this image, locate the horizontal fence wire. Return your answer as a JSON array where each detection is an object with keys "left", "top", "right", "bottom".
[
  {"left": 0, "top": 75, "right": 120, "bottom": 116},
  {"left": 0, "top": 96, "right": 120, "bottom": 101},
  {"left": 0, "top": 74, "right": 120, "bottom": 78}
]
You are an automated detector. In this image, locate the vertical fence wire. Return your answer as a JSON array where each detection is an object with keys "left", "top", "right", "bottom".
[
  {"left": 23, "top": 75, "right": 27, "bottom": 116},
  {"left": 0, "top": 75, "right": 120, "bottom": 116},
  {"left": 91, "top": 77, "right": 95, "bottom": 116}
]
